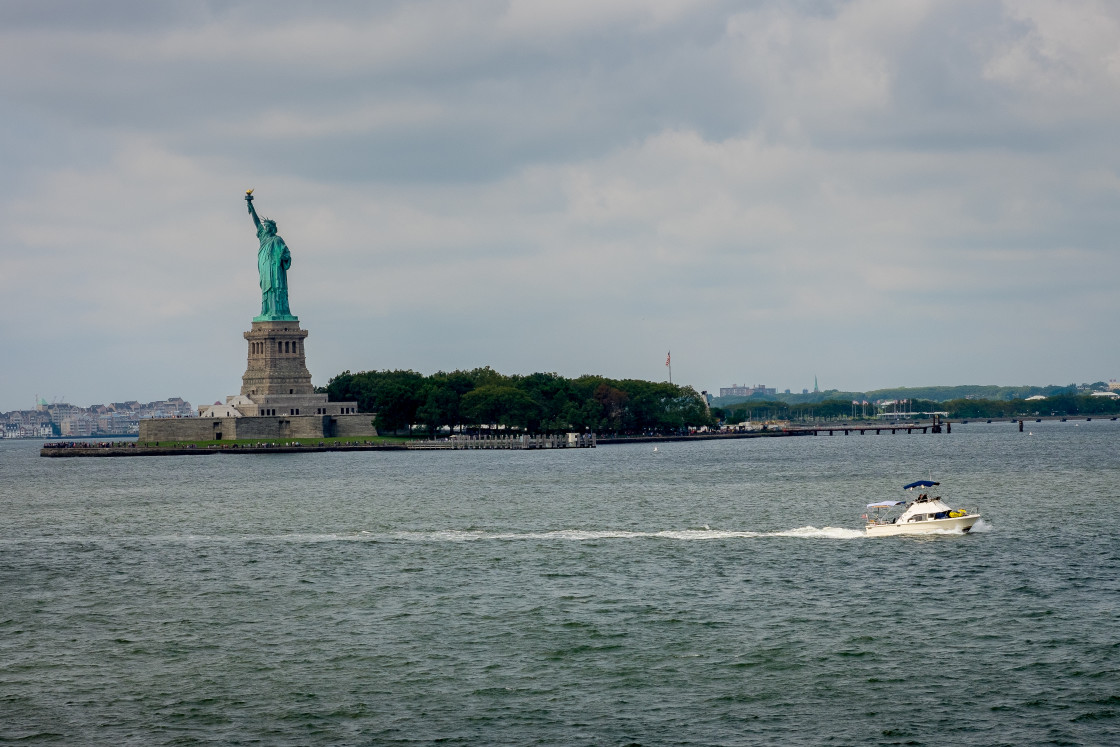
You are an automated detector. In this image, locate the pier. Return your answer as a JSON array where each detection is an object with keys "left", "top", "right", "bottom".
[
  {"left": 798, "top": 412, "right": 951, "bottom": 436},
  {"left": 802, "top": 424, "right": 945, "bottom": 436},
  {"left": 404, "top": 433, "right": 596, "bottom": 450},
  {"left": 40, "top": 434, "right": 596, "bottom": 457}
]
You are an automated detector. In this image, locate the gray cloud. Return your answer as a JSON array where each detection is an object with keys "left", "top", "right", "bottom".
[{"left": 2, "top": 0, "right": 1119, "bottom": 411}]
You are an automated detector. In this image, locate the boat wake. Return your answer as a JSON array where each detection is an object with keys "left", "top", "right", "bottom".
[
  {"left": 2, "top": 528, "right": 870, "bottom": 546},
  {"left": 371, "top": 526, "right": 866, "bottom": 542},
  {"left": 770, "top": 526, "right": 866, "bottom": 540}
]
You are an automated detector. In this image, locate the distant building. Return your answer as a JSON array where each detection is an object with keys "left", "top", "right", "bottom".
[
  {"left": 61, "top": 416, "right": 94, "bottom": 437},
  {"left": 200, "top": 399, "right": 247, "bottom": 418},
  {"left": 720, "top": 384, "right": 777, "bottom": 398},
  {"left": 2, "top": 410, "right": 58, "bottom": 438}
]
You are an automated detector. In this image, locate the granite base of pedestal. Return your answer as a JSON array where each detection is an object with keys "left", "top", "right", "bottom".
[{"left": 139, "top": 413, "right": 377, "bottom": 442}]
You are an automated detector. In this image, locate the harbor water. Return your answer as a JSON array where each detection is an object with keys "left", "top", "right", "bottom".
[{"left": 2, "top": 421, "right": 1118, "bottom": 745}]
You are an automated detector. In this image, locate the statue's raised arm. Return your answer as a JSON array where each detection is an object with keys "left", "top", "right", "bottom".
[{"left": 245, "top": 189, "right": 262, "bottom": 231}]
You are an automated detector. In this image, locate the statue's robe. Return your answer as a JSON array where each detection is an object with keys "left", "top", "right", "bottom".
[{"left": 257, "top": 234, "right": 292, "bottom": 318}]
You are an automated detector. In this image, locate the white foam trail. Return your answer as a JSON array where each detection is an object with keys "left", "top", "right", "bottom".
[
  {"left": 0, "top": 528, "right": 873, "bottom": 545},
  {"left": 385, "top": 526, "right": 866, "bottom": 542},
  {"left": 970, "top": 519, "right": 994, "bottom": 533},
  {"left": 771, "top": 526, "right": 866, "bottom": 539}
]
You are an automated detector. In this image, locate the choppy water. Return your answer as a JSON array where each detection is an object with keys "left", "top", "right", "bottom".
[{"left": 2, "top": 421, "right": 1118, "bottom": 745}]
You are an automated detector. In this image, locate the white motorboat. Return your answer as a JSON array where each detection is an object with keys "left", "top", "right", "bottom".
[{"left": 864, "top": 480, "right": 980, "bottom": 536}]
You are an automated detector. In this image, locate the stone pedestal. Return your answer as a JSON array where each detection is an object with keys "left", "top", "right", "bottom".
[
  {"left": 242, "top": 320, "right": 314, "bottom": 397},
  {"left": 229, "top": 319, "right": 360, "bottom": 419}
]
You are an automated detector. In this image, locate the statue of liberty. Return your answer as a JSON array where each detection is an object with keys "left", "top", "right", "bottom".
[{"left": 245, "top": 190, "right": 296, "bottom": 321}]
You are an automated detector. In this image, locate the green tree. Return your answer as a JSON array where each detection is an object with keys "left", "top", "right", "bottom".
[
  {"left": 461, "top": 385, "right": 540, "bottom": 430},
  {"left": 328, "top": 367, "right": 716, "bottom": 436},
  {"left": 325, "top": 369, "right": 425, "bottom": 433}
]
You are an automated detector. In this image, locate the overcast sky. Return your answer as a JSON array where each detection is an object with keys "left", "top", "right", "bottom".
[{"left": 2, "top": 0, "right": 1118, "bottom": 411}]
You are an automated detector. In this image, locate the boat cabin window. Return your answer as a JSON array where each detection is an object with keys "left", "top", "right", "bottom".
[{"left": 912, "top": 514, "right": 925, "bottom": 522}]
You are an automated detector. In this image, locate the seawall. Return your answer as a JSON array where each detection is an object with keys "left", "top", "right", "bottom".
[{"left": 41, "top": 442, "right": 405, "bottom": 457}]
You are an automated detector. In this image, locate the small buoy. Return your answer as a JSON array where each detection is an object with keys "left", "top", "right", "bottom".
[{"left": 653, "top": 446, "right": 659, "bottom": 452}]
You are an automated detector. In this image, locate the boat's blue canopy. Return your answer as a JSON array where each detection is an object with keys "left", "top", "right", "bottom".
[
  {"left": 867, "top": 500, "right": 905, "bottom": 508},
  {"left": 903, "top": 480, "right": 940, "bottom": 490}
]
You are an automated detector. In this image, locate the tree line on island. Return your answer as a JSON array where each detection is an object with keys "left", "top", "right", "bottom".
[
  {"left": 323, "top": 369, "right": 1119, "bottom": 436},
  {"left": 324, "top": 368, "right": 714, "bottom": 436},
  {"left": 714, "top": 393, "right": 1120, "bottom": 423},
  {"left": 712, "top": 382, "right": 1113, "bottom": 408}
]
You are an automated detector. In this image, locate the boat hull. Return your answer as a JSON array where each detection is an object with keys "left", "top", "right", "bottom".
[{"left": 865, "top": 513, "right": 980, "bottom": 537}]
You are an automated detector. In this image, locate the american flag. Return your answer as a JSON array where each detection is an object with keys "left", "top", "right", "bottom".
[{"left": 665, "top": 352, "right": 671, "bottom": 367}]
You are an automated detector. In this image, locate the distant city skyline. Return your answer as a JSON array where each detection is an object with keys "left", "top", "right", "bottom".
[
  {"left": 2, "top": 1, "right": 1118, "bottom": 413},
  {"left": 1, "top": 397, "right": 193, "bottom": 438}
]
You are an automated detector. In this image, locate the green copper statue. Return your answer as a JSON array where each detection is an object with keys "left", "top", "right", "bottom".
[{"left": 245, "top": 190, "right": 297, "bottom": 321}]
